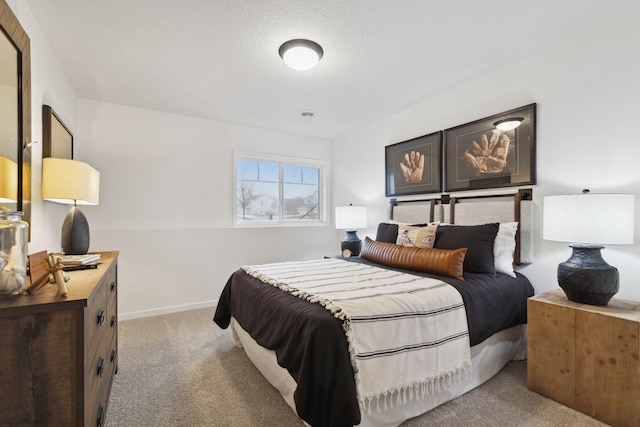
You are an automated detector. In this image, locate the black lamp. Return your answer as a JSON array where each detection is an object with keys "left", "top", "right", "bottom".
[
  {"left": 335, "top": 205, "right": 367, "bottom": 257},
  {"left": 543, "top": 191, "right": 635, "bottom": 305}
]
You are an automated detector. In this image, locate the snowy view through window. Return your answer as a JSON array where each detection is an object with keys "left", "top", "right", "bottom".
[{"left": 236, "top": 159, "right": 321, "bottom": 223}]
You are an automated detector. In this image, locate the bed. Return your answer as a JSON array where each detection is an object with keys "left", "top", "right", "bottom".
[{"left": 214, "top": 189, "right": 535, "bottom": 427}]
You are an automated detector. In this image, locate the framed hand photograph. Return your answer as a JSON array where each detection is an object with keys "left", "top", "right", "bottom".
[
  {"left": 444, "top": 103, "right": 536, "bottom": 192},
  {"left": 385, "top": 131, "right": 442, "bottom": 197}
]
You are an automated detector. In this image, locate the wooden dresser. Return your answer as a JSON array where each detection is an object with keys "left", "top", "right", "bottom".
[
  {"left": 0, "top": 251, "right": 118, "bottom": 427},
  {"left": 528, "top": 289, "right": 640, "bottom": 427}
]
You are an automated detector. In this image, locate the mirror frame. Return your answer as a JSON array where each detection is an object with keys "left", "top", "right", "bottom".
[
  {"left": 0, "top": 0, "right": 31, "bottom": 234},
  {"left": 43, "top": 105, "right": 74, "bottom": 160}
]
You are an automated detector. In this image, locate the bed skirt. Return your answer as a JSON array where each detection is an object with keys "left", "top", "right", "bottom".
[{"left": 231, "top": 317, "right": 527, "bottom": 427}]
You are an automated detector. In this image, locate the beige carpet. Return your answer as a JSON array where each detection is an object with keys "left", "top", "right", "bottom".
[{"left": 107, "top": 308, "right": 607, "bottom": 427}]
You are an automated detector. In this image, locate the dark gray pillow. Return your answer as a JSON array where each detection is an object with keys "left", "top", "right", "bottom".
[
  {"left": 375, "top": 223, "right": 399, "bottom": 243},
  {"left": 434, "top": 223, "right": 499, "bottom": 274}
]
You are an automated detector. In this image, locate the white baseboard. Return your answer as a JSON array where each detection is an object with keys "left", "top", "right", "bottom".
[{"left": 119, "top": 299, "right": 218, "bottom": 321}]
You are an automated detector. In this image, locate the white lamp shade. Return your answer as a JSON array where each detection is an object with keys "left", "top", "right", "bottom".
[
  {"left": 335, "top": 206, "right": 367, "bottom": 230},
  {"left": 0, "top": 155, "right": 18, "bottom": 202},
  {"left": 543, "top": 194, "right": 635, "bottom": 244},
  {"left": 42, "top": 158, "right": 100, "bottom": 205}
]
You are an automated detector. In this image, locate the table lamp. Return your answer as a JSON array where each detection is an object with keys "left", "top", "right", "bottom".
[
  {"left": 0, "top": 156, "right": 18, "bottom": 203},
  {"left": 42, "top": 158, "right": 100, "bottom": 255},
  {"left": 543, "top": 191, "right": 635, "bottom": 305},
  {"left": 335, "top": 205, "right": 367, "bottom": 256}
]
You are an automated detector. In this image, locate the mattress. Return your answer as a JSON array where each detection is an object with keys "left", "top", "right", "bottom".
[{"left": 231, "top": 318, "right": 528, "bottom": 427}]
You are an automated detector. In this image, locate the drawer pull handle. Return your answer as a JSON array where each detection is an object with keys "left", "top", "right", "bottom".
[
  {"left": 110, "top": 281, "right": 117, "bottom": 292},
  {"left": 96, "top": 357, "right": 104, "bottom": 377},
  {"left": 96, "top": 405, "right": 104, "bottom": 427},
  {"left": 97, "top": 309, "right": 105, "bottom": 326},
  {"left": 110, "top": 315, "right": 117, "bottom": 328},
  {"left": 110, "top": 349, "right": 117, "bottom": 363}
]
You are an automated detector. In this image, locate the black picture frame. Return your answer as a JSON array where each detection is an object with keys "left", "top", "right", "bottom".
[
  {"left": 385, "top": 131, "right": 442, "bottom": 197},
  {"left": 444, "top": 103, "right": 536, "bottom": 192},
  {"left": 43, "top": 105, "right": 74, "bottom": 159}
]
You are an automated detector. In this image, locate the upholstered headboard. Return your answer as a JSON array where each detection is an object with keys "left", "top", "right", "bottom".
[{"left": 389, "top": 189, "right": 533, "bottom": 264}]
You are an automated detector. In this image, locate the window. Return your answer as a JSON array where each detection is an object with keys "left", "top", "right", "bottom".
[{"left": 235, "top": 152, "right": 327, "bottom": 226}]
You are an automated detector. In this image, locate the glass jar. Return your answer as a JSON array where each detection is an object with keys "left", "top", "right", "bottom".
[{"left": 0, "top": 211, "right": 28, "bottom": 298}]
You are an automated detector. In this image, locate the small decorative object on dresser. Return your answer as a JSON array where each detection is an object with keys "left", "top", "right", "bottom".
[
  {"left": 0, "top": 251, "right": 119, "bottom": 427},
  {"left": 543, "top": 190, "right": 635, "bottom": 305},
  {"left": 0, "top": 210, "right": 28, "bottom": 298},
  {"left": 61, "top": 253, "right": 101, "bottom": 265},
  {"left": 528, "top": 289, "right": 640, "bottom": 427},
  {"left": 26, "top": 250, "right": 51, "bottom": 294}
]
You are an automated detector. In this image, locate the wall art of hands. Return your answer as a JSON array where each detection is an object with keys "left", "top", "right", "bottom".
[
  {"left": 462, "top": 130, "right": 510, "bottom": 174},
  {"left": 399, "top": 151, "right": 424, "bottom": 184}
]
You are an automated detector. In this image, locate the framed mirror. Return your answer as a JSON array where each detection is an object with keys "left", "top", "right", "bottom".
[
  {"left": 43, "top": 105, "right": 73, "bottom": 159},
  {"left": 0, "top": 0, "right": 32, "bottom": 233}
]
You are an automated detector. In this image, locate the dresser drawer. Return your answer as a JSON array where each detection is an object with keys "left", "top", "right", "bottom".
[
  {"left": 107, "top": 330, "right": 118, "bottom": 378},
  {"left": 84, "top": 277, "right": 108, "bottom": 358},
  {"left": 85, "top": 267, "right": 118, "bottom": 427},
  {"left": 105, "top": 266, "right": 117, "bottom": 312},
  {"left": 84, "top": 330, "right": 111, "bottom": 427},
  {"left": 106, "top": 267, "right": 118, "bottom": 337}
]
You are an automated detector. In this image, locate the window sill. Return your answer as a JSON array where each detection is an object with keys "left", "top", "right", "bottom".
[{"left": 234, "top": 221, "right": 330, "bottom": 229}]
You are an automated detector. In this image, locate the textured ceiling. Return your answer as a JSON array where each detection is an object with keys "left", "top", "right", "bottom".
[{"left": 22, "top": 0, "right": 640, "bottom": 139}]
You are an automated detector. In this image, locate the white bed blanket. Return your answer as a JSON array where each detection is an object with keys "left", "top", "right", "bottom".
[{"left": 242, "top": 258, "right": 472, "bottom": 413}]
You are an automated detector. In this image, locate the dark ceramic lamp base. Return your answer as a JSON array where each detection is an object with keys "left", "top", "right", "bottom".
[
  {"left": 558, "top": 244, "right": 619, "bottom": 306},
  {"left": 341, "top": 230, "right": 362, "bottom": 256},
  {"left": 61, "top": 205, "right": 91, "bottom": 255}
]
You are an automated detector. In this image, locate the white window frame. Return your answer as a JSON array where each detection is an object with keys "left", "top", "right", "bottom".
[{"left": 233, "top": 151, "right": 329, "bottom": 228}]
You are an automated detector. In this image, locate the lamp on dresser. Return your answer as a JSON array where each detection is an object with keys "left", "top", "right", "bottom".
[
  {"left": 42, "top": 158, "right": 100, "bottom": 255},
  {"left": 335, "top": 204, "right": 367, "bottom": 257},
  {"left": 0, "top": 156, "right": 17, "bottom": 203},
  {"left": 543, "top": 190, "right": 635, "bottom": 305}
]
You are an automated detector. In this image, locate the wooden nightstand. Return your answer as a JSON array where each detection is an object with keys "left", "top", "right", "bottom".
[{"left": 528, "top": 289, "right": 640, "bottom": 427}]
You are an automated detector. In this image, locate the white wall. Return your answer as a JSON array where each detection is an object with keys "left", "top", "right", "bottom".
[
  {"left": 77, "top": 100, "right": 336, "bottom": 318},
  {"left": 7, "top": 0, "right": 79, "bottom": 253},
  {"left": 333, "top": 16, "right": 640, "bottom": 301}
]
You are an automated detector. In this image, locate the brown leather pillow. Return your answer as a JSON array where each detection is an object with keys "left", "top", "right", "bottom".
[{"left": 360, "top": 237, "right": 466, "bottom": 280}]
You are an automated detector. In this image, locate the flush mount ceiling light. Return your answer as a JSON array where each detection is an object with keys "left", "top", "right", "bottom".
[
  {"left": 494, "top": 117, "right": 524, "bottom": 131},
  {"left": 279, "top": 39, "right": 323, "bottom": 71}
]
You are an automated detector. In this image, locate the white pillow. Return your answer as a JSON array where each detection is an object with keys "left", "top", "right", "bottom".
[{"left": 494, "top": 222, "right": 518, "bottom": 278}]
